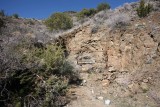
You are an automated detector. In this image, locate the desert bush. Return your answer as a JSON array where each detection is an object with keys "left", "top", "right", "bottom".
[
  {"left": 97, "top": 2, "right": 110, "bottom": 12},
  {"left": 18, "top": 44, "right": 77, "bottom": 106},
  {"left": 12, "top": 14, "right": 19, "bottom": 19},
  {"left": 89, "top": 8, "right": 97, "bottom": 15},
  {"left": 76, "top": 2, "right": 110, "bottom": 20},
  {"left": 92, "top": 10, "right": 131, "bottom": 28},
  {"left": 105, "top": 13, "right": 131, "bottom": 29},
  {"left": 77, "top": 8, "right": 97, "bottom": 19},
  {"left": 77, "top": 9, "right": 89, "bottom": 19},
  {"left": 25, "top": 45, "right": 64, "bottom": 70},
  {"left": 45, "top": 12, "right": 73, "bottom": 30},
  {"left": 136, "top": 0, "right": 153, "bottom": 17},
  {"left": 0, "top": 35, "right": 78, "bottom": 107},
  {"left": 93, "top": 10, "right": 111, "bottom": 25}
]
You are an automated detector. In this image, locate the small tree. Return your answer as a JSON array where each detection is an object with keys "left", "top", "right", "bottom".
[
  {"left": 45, "top": 12, "right": 73, "bottom": 30},
  {"left": 136, "top": 0, "right": 153, "bottom": 17},
  {"left": 97, "top": 2, "right": 110, "bottom": 12}
]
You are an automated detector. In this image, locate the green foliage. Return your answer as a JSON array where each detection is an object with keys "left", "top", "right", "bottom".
[
  {"left": 89, "top": 8, "right": 97, "bottom": 14},
  {"left": 45, "top": 12, "right": 73, "bottom": 30},
  {"left": 26, "top": 44, "right": 64, "bottom": 71},
  {"left": 42, "top": 75, "right": 68, "bottom": 106},
  {"left": 76, "top": 2, "right": 110, "bottom": 19},
  {"left": 77, "top": 8, "right": 97, "bottom": 19},
  {"left": 97, "top": 2, "right": 110, "bottom": 12},
  {"left": 12, "top": 13, "right": 19, "bottom": 18},
  {"left": 136, "top": 0, "right": 153, "bottom": 17},
  {"left": 77, "top": 9, "right": 89, "bottom": 19},
  {"left": 4, "top": 44, "right": 78, "bottom": 107},
  {"left": 0, "top": 10, "right": 5, "bottom": 17}
]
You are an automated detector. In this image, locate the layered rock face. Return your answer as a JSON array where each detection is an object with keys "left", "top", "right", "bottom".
[
  {"left": 65, "top": 26, "right": 108, "bottom": 72},
  {"left": 60, "top": 12, "right": 160, "bottom": 106},
  {"left": 60, "top": 12, "right": 160, "bottom": 75}
]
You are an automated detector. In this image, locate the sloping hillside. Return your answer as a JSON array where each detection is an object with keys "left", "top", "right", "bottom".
[
  {"left": 0, "top": 0, "right": 160, "bottom": 107},
  {"left": 59, "top": 11, "right": 160, "bottom": 107},
  {"left": 57, "top": 1, "right": 160, "bottom": 107}
]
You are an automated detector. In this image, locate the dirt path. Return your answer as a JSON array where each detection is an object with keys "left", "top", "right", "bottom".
[
  {"left": 65, "top": 70, "right": 160, "bottom": 107},
  {"left": 66, "top": 72, "right": 108, "bottom": 107}
]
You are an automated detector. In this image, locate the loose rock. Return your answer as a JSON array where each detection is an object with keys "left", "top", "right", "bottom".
[
  {"left": 104, "top": 99, "right": 111, "bottom": 105},
  {"left": 97, "top": 96, "right": 104, "bottom": 100}
]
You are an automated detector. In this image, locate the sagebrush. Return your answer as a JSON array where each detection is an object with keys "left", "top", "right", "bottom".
[{"left": 105, "top": 13, "right": 131, "bottom": 29}]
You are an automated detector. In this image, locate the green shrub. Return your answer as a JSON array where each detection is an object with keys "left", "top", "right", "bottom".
[
  {"left": 45, "top": 12, "right": 73, "bottom": 30},
  {"left": 88, "top": 8, "right": 97, "bottom": 16},
  {"left": 77, "top": 8, "right": 89, "bottom": 19},
  {"left": 12, "top": 14, "right": 19, "bottom": 18},
  {"left": 77, "top": 8, "right": 97, "bottom": 19},
  {"left": 4, "top": 43, "right": 78, "bottom": 107},
  {"left": 97, "top": 2, "right": 110, "bottom": 12},
  {"left": 136, "top": 0, "right": 153, "bottom": 17},
  {"left": 76, "top": 2, "right": 110, "bottom": 19},
  {"left": 0, "top": 35, "right": 79, "bottom": 107},
  {"left": 27, "top": 44, "right": 64, "bottom": 71}
]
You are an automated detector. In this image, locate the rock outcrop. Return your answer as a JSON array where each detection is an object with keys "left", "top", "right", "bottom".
[
  {"left": 1, "top": 1, "right": 160, "bottom": 106},
  {"left": 58, "top": 12, "right": 160, "bottom": 74},
  {"left": 59, "top": 11, "right": 160, "bottom": 107}
]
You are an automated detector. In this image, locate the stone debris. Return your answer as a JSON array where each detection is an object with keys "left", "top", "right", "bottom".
[
  {"left": 140, "top": 82, "right": 149, "bottom": 91},
  {"left": 91, "top": 89, "right": 94, "bottom": 94},
  {"left": 143, "top": 79, "right": 149, "bottom": 83},
  {"left": 97, "top": 96, "right": 104, "bottom": 100},
  {"left": 104, "top": 99, "right": 111, "bottom": 105},
  {"left": 101, "top": 79, "right": 110, "bottom": 87}
]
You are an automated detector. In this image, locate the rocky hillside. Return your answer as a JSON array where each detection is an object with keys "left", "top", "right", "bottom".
[
  {"left": 0, "top": 0, "right": 160, "bottom": 107},
  {"left": 57, "top": 1, "right": 160, "bottom": 107},
  {"left": 61, "top": 13, "right": 160, "bottom": 107}
]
